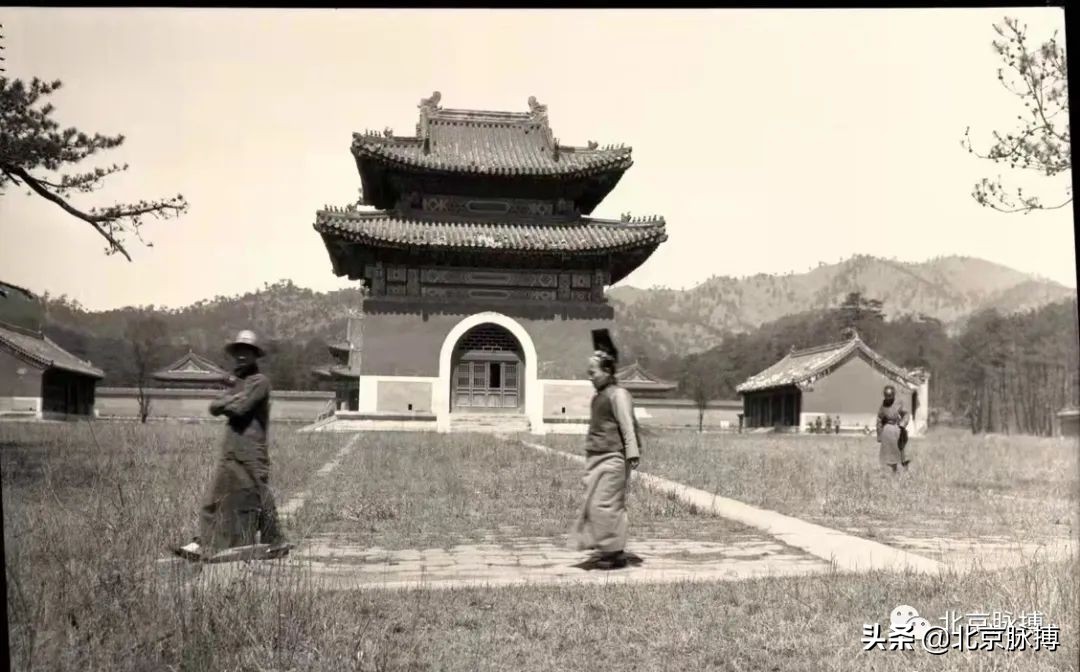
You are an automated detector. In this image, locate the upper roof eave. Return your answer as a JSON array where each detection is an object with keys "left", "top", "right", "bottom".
[{"left": 350, "top": 91, "right": 633, "bottom": 178}]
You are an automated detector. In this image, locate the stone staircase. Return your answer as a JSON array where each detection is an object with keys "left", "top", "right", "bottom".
[{"left": 449, "top": 413, "right": 531, "bottom": 434}]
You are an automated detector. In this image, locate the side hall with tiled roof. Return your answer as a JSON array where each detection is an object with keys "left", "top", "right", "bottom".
[
  {"left": 1, "top": 280, "right": 104, "bottom": 419},
  {"left": 735, "top": 331, "right": 931, "bottom": 436}
]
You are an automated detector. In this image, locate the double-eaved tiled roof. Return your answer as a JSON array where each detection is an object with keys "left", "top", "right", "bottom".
[
  {"left": 352, "top": 92, "right": 633, "bottom": 177},
  {"left": 735, "top": 336, "right": 923, "bottom": 394},
  {"left": 0, "top": 322, "right": 105, "bottom": 379},
  {"left": 314, "top": 209, "right": 667, "bottom": 254}
]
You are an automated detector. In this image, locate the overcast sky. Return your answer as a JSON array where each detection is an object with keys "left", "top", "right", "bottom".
[{"left": 1, "top": 7, "right": 1074, "bottom": 311}]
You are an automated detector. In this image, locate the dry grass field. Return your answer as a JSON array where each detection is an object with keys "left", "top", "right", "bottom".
[
  {"left": 293, "top": 432, "right": 746, "bottom": 551},
  {"left": 544, "top": 428, "right": 1079, "bottom": 543},
  {"left": 2, "top": 421, "right": 1077, "bottom": 671}
]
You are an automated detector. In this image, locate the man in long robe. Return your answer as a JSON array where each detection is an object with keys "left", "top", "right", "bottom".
[
  {"left": 571, "top": 330, "right": 641, "bottom": 570},
  {"left": 173, "top": 330, "right": 290, "bottom": 561},
  {"left": 877, "top": 384, "right": 911, "bottom": 476}
]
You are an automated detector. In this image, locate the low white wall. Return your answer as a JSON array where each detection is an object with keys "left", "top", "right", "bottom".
[
  {"left": 0, "top": 396, "right": 42, "bottom": 417},
  {"left": 96, "top": 387, "right": 334, "bottom": 422},
  {"left": 634, "top": 398, "right": 742, "bottom": 430}
]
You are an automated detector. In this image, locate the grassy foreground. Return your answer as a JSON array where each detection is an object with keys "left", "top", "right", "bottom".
[
  {"left": 34, "top": 556, "right": 1080, "bottom": 671},
  {"left": 1, "top": 420, "right": 341, "bottom": 671},
  {"left": 2, "top": 422, "right": 1077, "bottom": 671}
]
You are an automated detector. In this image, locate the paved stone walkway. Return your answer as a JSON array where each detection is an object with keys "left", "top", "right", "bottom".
[
  {"left": 519, "top": 439, "right": 944, "bottom": 575},
  {"left": 279, "top": 434, "right": 362, "bottom": 518},
  {"left": 171, "top": 531, "right": 832, "bottom": 592}
]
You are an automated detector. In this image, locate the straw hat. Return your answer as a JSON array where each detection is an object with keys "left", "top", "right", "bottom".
[{"left": 225, "top": 329, "right": 266, "bottom": 358}]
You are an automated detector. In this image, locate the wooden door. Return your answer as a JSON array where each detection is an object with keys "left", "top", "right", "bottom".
[{"left": 453, "top": 360, "right": 520, "bottom": 410}]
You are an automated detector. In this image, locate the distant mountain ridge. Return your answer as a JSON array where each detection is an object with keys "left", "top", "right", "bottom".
[
  {"left": 608, "top": 254, "right": 1075, "bottom": 358},
  {"left": 38, "top": 255, "right": 1074, "bottom": 367}
]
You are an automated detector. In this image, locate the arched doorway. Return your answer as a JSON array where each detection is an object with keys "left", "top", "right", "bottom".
[{"left": 450, "top": 323, "right": 524, "bottom": 413}]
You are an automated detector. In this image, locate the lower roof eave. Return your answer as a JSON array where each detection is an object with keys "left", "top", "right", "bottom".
[
  {"left": 319, "top": 239, "right": 663, "bottom": 283},
  {"left": 361, "top": 295, "right": 615, "bottom": 320}
]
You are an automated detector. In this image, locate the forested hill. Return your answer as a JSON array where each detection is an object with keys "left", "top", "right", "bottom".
[{"left": 608, "top": 254, "right": 1075, "bottom": 361}]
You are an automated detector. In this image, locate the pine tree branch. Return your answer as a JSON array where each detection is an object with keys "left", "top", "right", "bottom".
[
  {"left": 981, "top": 196, "right": 1073, "bottom": 214},
  {"left": 1, "top": 161, "right": 132, "bottom": 260}
]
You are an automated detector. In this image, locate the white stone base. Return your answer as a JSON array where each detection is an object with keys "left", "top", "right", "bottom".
[
  {"left": 543, "top": 423, "right": 589, "bottom": 435},
  {"left": 0, "top": 396, "right": 42, "bottom": 419}
]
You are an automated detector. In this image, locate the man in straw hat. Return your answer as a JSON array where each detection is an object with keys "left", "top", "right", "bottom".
[
  {"left": 173, "top": 330, "right": 291, "bottom": 561},
  {"left": 570, "top": 328, "right": 642, "bottom": 570}
]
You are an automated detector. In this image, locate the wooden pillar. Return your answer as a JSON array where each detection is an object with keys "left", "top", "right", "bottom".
[
  {"left": 371, "top": 262, "right": 385, "bottom": 296},
  {"left": 558, "top": 272, "right": 571, "bottom": 301},
  {"left": 591, "top": 269, "right": 607, "bottom": 302}
]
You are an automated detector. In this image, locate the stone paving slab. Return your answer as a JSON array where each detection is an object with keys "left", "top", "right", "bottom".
[{"left": 185, "top": 534, "right": 834, "bottom": 592}]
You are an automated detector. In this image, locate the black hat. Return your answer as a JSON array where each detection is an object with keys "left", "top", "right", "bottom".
[{"left": 591, "top": 328, "right": 619, "bottom": 362}]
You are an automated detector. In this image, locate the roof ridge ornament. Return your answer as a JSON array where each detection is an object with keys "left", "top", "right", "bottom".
[
  {"left": 587, "top": 140, "right": 598, "bottom": 150},
  {"left": 419, "top": 91, "right": 442, "bottom": 112},
  {"left": 527, "top": 95, "right": 548, "bottom": 123},
  {"left": 417, "top": 91, "right": 441, "bottom": 141}
]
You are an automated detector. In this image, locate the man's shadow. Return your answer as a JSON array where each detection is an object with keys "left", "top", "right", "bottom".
[{"left": 572, "top": 551, "right": 645, "bottom": 571}]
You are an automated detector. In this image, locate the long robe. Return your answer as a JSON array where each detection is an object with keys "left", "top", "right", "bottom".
[
  {"left": 198, "top": 370, "right": 285, "bottom": 552},
  {"left": 571, "top": 383, "right": 640, "bottom": 554},
  {"left": 877, "top": 399, "right": 911, "bottom": 466}
]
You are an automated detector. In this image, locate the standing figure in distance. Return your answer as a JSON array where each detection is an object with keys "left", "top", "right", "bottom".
[
  {"left": 876, "top": 384, "right": 911, "bottom": 477},
  {"left": 570, "top": 329, "right": 641, "bottom": 570},
  {"left": 173, "top": 330, "right": 291, "bottom": 561}
]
